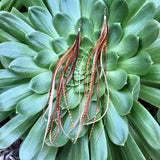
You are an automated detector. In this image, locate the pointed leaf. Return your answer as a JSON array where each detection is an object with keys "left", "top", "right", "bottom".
[
  {"left": 0, "top": 69, "right": 25, "bottom": 87},
  {"left": 0, "top": 11, "right": 34, "bottom": 42},
  {"left": 0, "top": 110, "right": 13, "bottom": 122},
  {"left": 127, "top": 74, "right": 140, "bottom": 100},
  {"left": 28, "top": 6, "right": 58, "bottom": 38},
  {"left": 53, "top": 13, "right": 74, "bottom": 38},
  {"left": 125, "top": 3, "right": 155, "bottom": 35},
  {"left": 110, "top": 88, "right": 133, "bottom": 115},
  {"left": 106, "top": 101, "right": 129, "bottom": 146},
  {"left": 21, "top": 0, "right": 45, "bottom": 7},
  {"left": 128, "top": 101, "right": 160, "bottom": 150},
  {"left": 0, "top": 114, "right": 38, "bottom": 149},
  {"left": 0, "top": 42, "right": 37, "bottom": 59},
  {"left": 9, "top": 57, "right": 48, "bottom": 78},
  {"left": 25, "top": 31, "right": 53, "bottom": 51},
  {"left": 16, "top": 93, "right": 48, "bottom": 116},
  {"left": 139, "top": 85, "right": 160, "bottom": 108},
  {"left": 29, "top": 71, "right": 52, "bottom": 94},
  {"left": 46, "top": 0, "right": 60, "bottom": 16},
  {"left": 34, "top": 49, "right": 58, "bottom": 68},
  {"left": 107, "top": 69, "right": 128, "bottom": 90},
  {"left": 0, "top": 84, "right": 32, "bottom": 111},
  {"left": 138, "top": 19, "right": 159, "bottom": 48},
  {"left": 118, "top": 51, "right": 152, "bottom": 75},
  {"left": 19, "top": 118, "right": 58, "bottom": 160},
  {"left": 90, "top": 120, "right": 108, "bottom": 160}
]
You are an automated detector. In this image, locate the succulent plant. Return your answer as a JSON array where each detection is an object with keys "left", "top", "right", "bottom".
[{"left": 0, "top": 0, "right": 160, "bottom": 159}]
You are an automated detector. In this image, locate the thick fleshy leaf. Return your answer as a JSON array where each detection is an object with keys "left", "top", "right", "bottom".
[
  {"left": 126, "top": 0, "right": 146, "bottom": 21},
  {"left": 154, "top": 5, "right": 160, "bottom": 22},
  {"left": 53, "top": 13, "right": 74, "bottom": 38},
  {"left": 34, "top": 49, "right": 58, "bottom": 68},
  {"left": 141, "top": 65, "right": 160, "bottom": 84},
  {"left": 127, "top": 74, "right": 140, "bottom": 100},
  {"left": 110, "top": 88, "right": 133, "bottom": 115},
  {"left": 145, "top": 38, "right": 160, "bottom": 64},
  {"left": 0, "top": 11, "right": 34, "bottom": 42},
  {"left": 16, "top": 93, "right": 48, "bottom": 116},
  {"left": 53, "top": 37, "right": 68, "bottom": 54},
  {"left": 128, "top": 101, "right": 160, "bottom": 150},
  {"left": 19, "top": 118, "right": 58, "bottom": 160},
  {"left": 0, "top": 42, "right": 37, "bottom": 59},
  {"left": 107, "top": 69, "right": 128, "bottom": 90},
  {"left": 120, "top": 134, "right": 146, "bottom": 160},
  {"left": 112, "top": 34, "right": 139, "bottom": 59},
  {"left": 0, "top": 110, "right": 13, "bottom": 122},
  {"left": 80, "top": 0, "right": 96, "bottom": 18},
  {"left": 109, "top": 0, "right": 129, "bottom": 24},
  {"left": 75, "top": 17, "right": 94, "bottom": 38},
  {"left": 0, "top": 69, "right": 25, "bottom": 87},
  {"left": 29, "top": 71, "right": 52, "bottom": 94},
  {"left": 56, "top": 135, "right": 89, "bottom": 160},
  {"left": 0, "top": 29, "right": 18, "bottom": 43},
  {"left": 0, "top": 114, "right": 38, "bottom": 149},
  {"left": 28, "top": 6, "right": 58, "bottom": 38},
  {"left": 157, "top": 109, "right": 160, "bottom": 124},
  {"left": 21, "top": 0, "right": 46, "bottom": 8},
  {"left": 25, "top": 31, "right": 53, "bottom": 51},
  {"left": 118, "top": 51, "right": 152, "bottom": 75},
  {"left": 125, "top": 3, "right": 155, "bottom": 35},
  {"left": 90, "top": 0, "right": 107, "bottom": 31},
  {"left": 138, "top": 19, "right": 159, "bottom": 48},
  {"left": 108, "top": 23, "right": 122, "bottom": 49},
  {"left": 46, "top": 0, "right": 60, "bottom": 16},
  {"left": 0, "top": 84, "right": 32, "bottom": 111},
  {"left": 139, "top": 85, "right": 160, "bottom": 108},
  {"left": 106, "top": 101, "right": 129, "bottom": 146},
  {"left": 11, "top": 7, "right": 33, "bottom": 27},
  {"left": 90, "top": 120, "right": 108, "bottom": 160},
  {"left": 9, "top": 57, "right": 48, "bottom": 78},
  {"left": 61, "top": 88, "right": 80, "bottom": 109},
  {"left": 81, "top": 36, "right": 93, "bottom": 49},
  {"left": 106, "top": 51, "right": 119, "bottom": 71},
  {"left": 60, "top": 0, "right": 80, "bottom": 23}
]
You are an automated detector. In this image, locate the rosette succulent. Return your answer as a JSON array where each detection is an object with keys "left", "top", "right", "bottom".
[{"left": 0, "top": 0, "right": 160, "bottom": 159}]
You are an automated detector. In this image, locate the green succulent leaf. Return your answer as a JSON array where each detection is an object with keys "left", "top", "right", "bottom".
[
  {"left": 9, "top": 57, "right": 48, "bottom": 78},
  {"left": 128, "top": 101, "right": 160, "bottom": 150},
  {"left": 29, "top": 71, "right": 52, "bottom": 94},
  {"left": 34, "top": 49, "right": 58, "bottom": 68},
  {"left": 90, "top": 120, "right": 108, "bottom": 160},
  {"left": 0, "top": 114, "right": 38, "bottom": 149},
  {"left": 56, "top": 135, "right": 89, "bottom": 160},
  {"left": 120, "top": 134, "right": 146, "bottom": 160},
  {"left": 108, "top": 23, "right": 122, "bottom": 49},
  {"left": 109, "top": 0, "right": 129, "bottom": 24},
  {"left": 0, "top": 69, "right": 25, "bottom": 87},
  {"left": 0, "top": 110, "right": 13, "bottom": 122},
  {"left": 60, "top": 0, "right": 80, "bottom": 23},
  {"left": 139, "top": 85, "right": 160, "bottom": 108},
  {"left": 112, "top": 34, "right": 139, "bottom": 59},
  {"left": 0, "top": 42, "right": 37, "bottom": 59},
  {"left": 138, "top": 19, "right": 159, "bottom": 49},
  {"left": 0, "top": 83, "right": 32, "bottom": 111},
  {"left": 53, "top": 13, "right": 74, "bottom": 38},
  {"left": 21, "top": 0, "right": 45, "bottom": 8},
  {"left": 0, "top": 11, "right": 34, "bottom": 42},
  {"left": 125, "top": 2, "right": 155, "bottom": 35},
  {"left": 118, "top": 51, "right": 152, "bottom": 75},
  {"left": 28, "top": 6, "right": 58, "bottom": 38},
  {"left": 127, "top": 74, "right": 140, "bottom": 100},
  {"left": 110, "top": 88, "right": 133, "bottom": 116},
  {"left": 53, "top": 37, "right": 68, "bottom": 54},
  {"left": 46, "top": 0, "right": 59, "bottom": 16},
  {"left": 90, "top": 0, "right": 107, "bottom": 31},
  {"left": 16, "top": 93, "right": 48, "bottom": 116},
  {"left": 106, "top": 101, "right": 129, "bottom": 146},
  {"left": 107, "top": 69, "right": 128, "bottom": 90},
  {"left": 19, "top": 118, "right": 58, "bottom": 160},
  {"left": 25, "top": 31, "right": 53, "bottom": 51}
]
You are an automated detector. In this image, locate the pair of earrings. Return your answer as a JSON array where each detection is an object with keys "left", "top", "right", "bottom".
[{"left": 43, "top": 14, "right": 109, "bottom": 146}]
